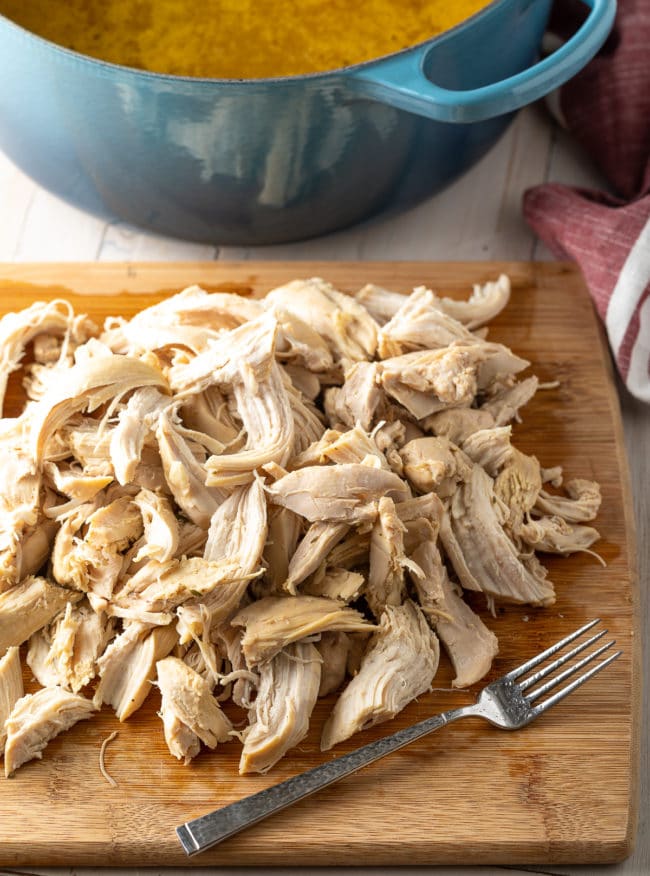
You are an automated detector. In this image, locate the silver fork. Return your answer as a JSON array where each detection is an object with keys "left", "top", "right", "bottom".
[{"left": 176, "top": 618, "right": 620, "bottom": 857}]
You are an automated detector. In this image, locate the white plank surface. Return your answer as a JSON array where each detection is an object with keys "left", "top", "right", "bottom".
[{"left": 0, "top": 100, "right": 647, "bottom": 876}]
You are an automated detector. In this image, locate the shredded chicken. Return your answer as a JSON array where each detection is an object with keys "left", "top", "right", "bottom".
[
  {"left": 422, "top": 407, "right": 495, "bottom": 443},
  {"left": 0, "top": 298, "right": 97, "bottom": 416},
  {"left": 446, "top": 465, "right": 556, "bottom": 606},
  {"left": 357, "top": 276, "right": 511, "bottom": 330},
  {"left": 317, "top": 631, "right": 351, "bottom": 697},
  {"left": 321, "top": 601, "right": 440, "bottom": 750},
  {"left": 4, "top": 686, "right": 95, "bottom": 777},
  {"left": 519, "top": 516, "right": 601, "bottom": 556},
  {"left": 27, "top": 601, "right": 114, "bottom": 692},
  {"left": 175, "top": 478, "right": 268, "bottom": 644},
  {"left": 101, "top": 285, "right": 262, "bottom": 356},
  {"left": 264, "top": 277, "right": 378, "bottom": 366},
  {"left": 354, "top": 282, "right": 408, "bottom": 325},
  {"left": 180, "top": 386, "right": 242, "bottom": 448},
  {"left": 304, "top": 567, "right": 365, "bottom": 603},
  {"left": 94, "top": 623, "right": 177, "bottom": 721},
  {"left": 400, "top": 436, "right": 472, "bottom": 498},
  {"left": 482, "top": 375, "right": 539, "bottom": 425},
  {"left": 270, "top": 305, "right": 334, "bottom": 373},
  {"left": 0, "top": 646, "right": 24, "bottom": 756},
  {"left": 167, "top": 310, "right": 278, "bottom": 395},
  {"left": 407, "top": 522, "right": 446, "bottom": 611},
  {"left": 51, "top": 495, "right": 143, "bottom": 607},
  {"left": 535, "top": 478, "right": 602, "bottom": 523},
  {"left": 110, "top": 387, "right": 171, "bottom": 484},
  {"left": 310, "top": 424, "right": 390, "bottom": 469},
  {"left": 426, "top": 571, "right": 499, "bottom": 688},
  {"left": 204, "top": 362, "right": 295, "bottom": 488},
  {"left": 461, "top": 426, "right": 514, "bottom": 477},
  {"left": 380, "top": 347, "right": 480, "bottom": 418},
  {"left": 284, "top": 521, "right": 349, "bottom": 591},
  {"left": 132, "top": 489, "right": 179, "bottom": 563},
  {"left": 0, "top": 273, "right": 602, "bottom": 775},
  {"left": 267, "top": 462, "right": 409, "bottom": 524},
  {"left": 366, "top": 497, "right": 416, "bottom": 618},
  {"left": 377, "top": 285, "right": 475, "bottom": 357},
  {"left": 494, "top": 448, "right": 543, "bottom": 532},
  {"left": 157, "top": 657, "right": 232, "bottom": 764},
  {"left": 434, "top": 275, "right": 511, "bottom": 329},
  {"left": 239, "top": 640, "right": 321, "bottom": 774},
  {"left": 27, "top": 350, "right": 168, "bottom": 464},
  {"left": 45, "top": 460, "right": 113, "bottom": 505},
  {"left": 156, "top": 407, "right": 224, "bottom": 527},
  {"left": 112, "top": 556, "right": 239, "bottom": 620},
  {"left": 0, "top": 577, "right": 82, "bottom": 653},
  {"left": 323, "top": 362, "right": 382, "bottom": 430},
  {"left": 99, "top": 730, "right": 119, "bottom": 787},
  {"left": 263, "top": 506, "right": 301, "bottom": 593},
  {"left": 0, "top": 445, "right": 42, "bottom": 588},
  {"left": 233, "top": 595, "right": 375, "bottom": 666}
]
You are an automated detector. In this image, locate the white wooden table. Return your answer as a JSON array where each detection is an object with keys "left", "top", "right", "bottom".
[{"left": 0, "top": 103, "right": 647, "bottom": 876}]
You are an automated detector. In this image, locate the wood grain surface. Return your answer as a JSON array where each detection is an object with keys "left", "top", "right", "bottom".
[{"left": 0, "top": 261, "right": 640, "bottom": 868}]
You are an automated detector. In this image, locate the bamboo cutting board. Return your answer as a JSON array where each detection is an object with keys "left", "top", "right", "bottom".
[{"left": 0, "top": 261, "right": 639, "bottom": 867}]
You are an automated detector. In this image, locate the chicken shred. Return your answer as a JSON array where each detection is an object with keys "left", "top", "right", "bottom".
[
  {"left": 427, "top": 572, "right": 499, "bottom": 688},
  {"left": 0, "top": 445, "right": 42, "bottom": 588},
  {"left": 4, "top": 686, "right": 95, "bottom": 777},
  {"left": 316, "top": 631, "right": 351, "bottom": 697},
  {"left": 284, "top": 521, "right": 350, "bottom": 591},
  {"left": 267, "top": 462, "right": 409, "bottom": 524},
  {"left": 377, "top": 285, "right": 475, "bottom": 357},
  {"left": 233, "top": 595, "right": 375, "bottom": 666},
  {"left": 0, "top": 298, "right": 97, "bottom": 416},
  {"left": 304, "top": 568, "right": 365, "bottom": 603},
  {"left": 519, "top": 516, "right": 601, "bottom": 556},
  {"left": 447, "top": 465, "right": 556, "bottom": 606},
  {"left": 239, "top": 640, "right": 321, "bottom": 775},
  {"left": 157, "top": 656, "right": 232, "bottom": 764},
  {"left": 535, "top": 478, "right": 602, "bottom": 523},
  {"left": 0, "top": 576, "right": 82, "bottom": 653},
  {"left": 264, "top": 277, "right": 378, "bottom": 366},
  {"left": 94, "top": 623, "right": 177, "bottom": 721},
  {"left": 27, "top": 601, "right": 114, "bottom": 693},
  {"left": 132, "top": 489, "right": 179, "bottom": 564},
  {"left": 321, "top": 601, "right": 440, "bottom": 751},
  {"left": 366, "top": 497, "right": 416, "bottom": 619},
  {"left": 0, "top": 646, "right": 24, "bottom": 756}
]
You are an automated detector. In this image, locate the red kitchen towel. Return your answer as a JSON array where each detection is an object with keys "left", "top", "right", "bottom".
[{"left": 524, "top": 0, "right": 650, "bottom": 401}]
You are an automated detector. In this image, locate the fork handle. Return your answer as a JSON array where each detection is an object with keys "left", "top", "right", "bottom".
[{"left": 176, "top": 704, "right": 475, "bottom": 856}]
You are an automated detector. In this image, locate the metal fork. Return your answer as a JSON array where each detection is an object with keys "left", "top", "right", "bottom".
[{"left": 176, "top": 618, "right": 620, "bottom": 857}]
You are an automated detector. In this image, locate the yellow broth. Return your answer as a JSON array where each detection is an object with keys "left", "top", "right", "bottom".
[{"left": 0, "top": 0, "right": 492, "bottom": 78}]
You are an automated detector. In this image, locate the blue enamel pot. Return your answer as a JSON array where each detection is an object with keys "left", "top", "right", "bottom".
[{"left": 0, "top": 0, "right": 615, "bottom": 245}]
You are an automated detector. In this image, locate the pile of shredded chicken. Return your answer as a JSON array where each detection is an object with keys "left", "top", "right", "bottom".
[{"left": 0, "top": 277, "right": 602, "bottom": 777}]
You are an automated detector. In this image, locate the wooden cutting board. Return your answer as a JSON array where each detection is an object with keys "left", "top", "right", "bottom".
[{"left": 0, "top": 261, "right": 639, "bottom": 867}]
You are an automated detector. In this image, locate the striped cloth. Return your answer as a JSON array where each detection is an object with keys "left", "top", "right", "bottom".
[{"left": 523, "top": 0, "right": 650, "bottom": 401}]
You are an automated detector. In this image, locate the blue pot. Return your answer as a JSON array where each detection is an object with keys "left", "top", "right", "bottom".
[{"left": 0, "top": 0, "right": 615, "bottom": 245}]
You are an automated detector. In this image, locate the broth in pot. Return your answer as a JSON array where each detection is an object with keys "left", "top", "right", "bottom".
[{"left": 0, "top": 0, "right": 492, "bottom": 78}]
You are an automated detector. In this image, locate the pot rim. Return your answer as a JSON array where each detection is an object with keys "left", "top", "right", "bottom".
[{"left": 0, "top": 0, "right": 506, "bottom": 85}]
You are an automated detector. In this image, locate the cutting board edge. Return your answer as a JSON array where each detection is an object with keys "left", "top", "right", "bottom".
[
  {"left": 0, "top": 258, "right": 570, "bottom": 296},
  {"left": 0, "top": 834, "right": 635, "bottom": 868},
  {"left": 591, "top": 310, "right": 642, "bottom": 858}
]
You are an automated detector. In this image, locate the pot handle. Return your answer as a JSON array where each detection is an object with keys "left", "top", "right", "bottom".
[{"left": 348, "top": 0, "right": 616, "bottom": 123}]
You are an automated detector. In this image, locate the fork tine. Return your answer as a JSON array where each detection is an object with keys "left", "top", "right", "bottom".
[
  {"left": 531, "top": 649, "right": 622, "bottom": 717},
  {"left": 506, "top": 618, "right": 601, "bottom": 681},
  {"left": 518, "top": 629, "right": 608, "bottom": 692},
  {"left": 525, "top": 639, "right": 615, "bottom": 702}
]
